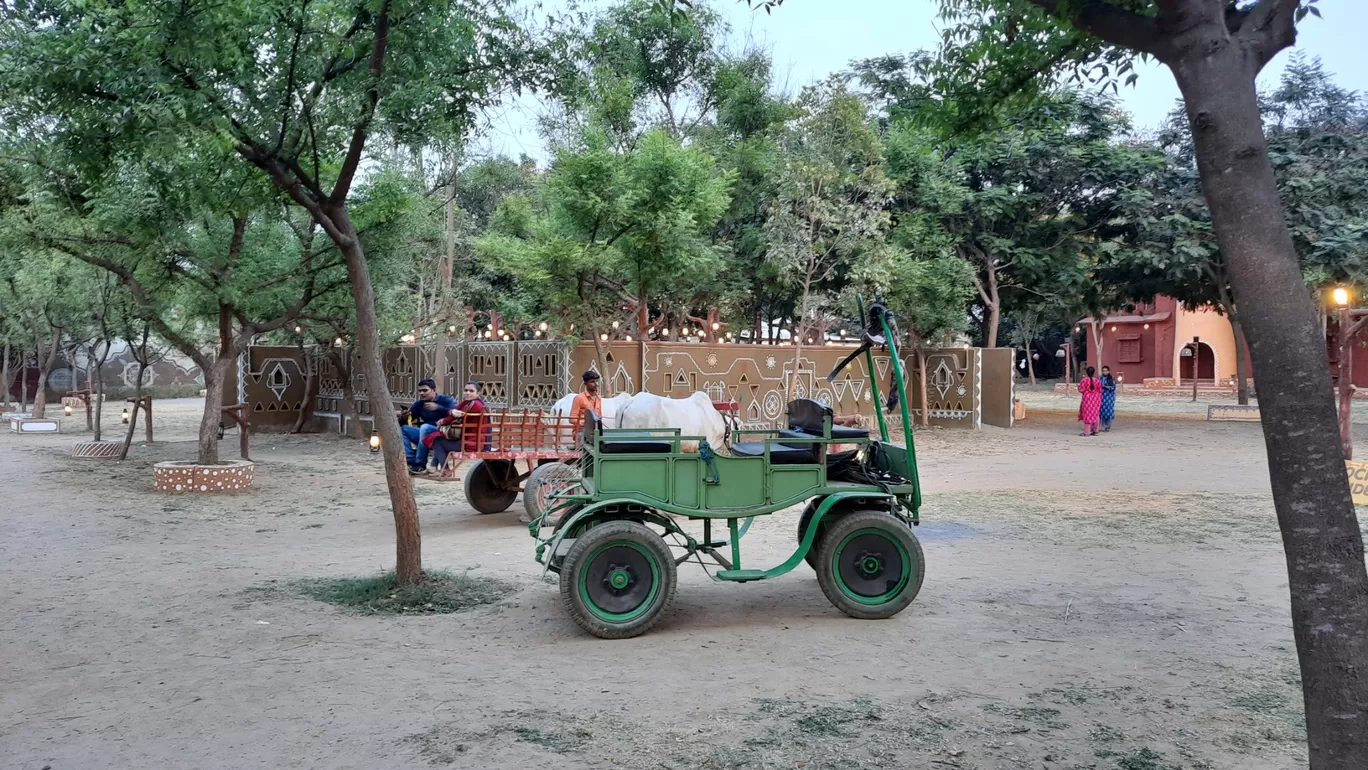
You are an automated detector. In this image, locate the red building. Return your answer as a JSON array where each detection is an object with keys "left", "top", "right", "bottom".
[
  {"left": 1081, "top": 297, "right": 1253, "bottom": 388},
  {"left": 1083, "top": 296, "right": 1368, "bottom": 390}
]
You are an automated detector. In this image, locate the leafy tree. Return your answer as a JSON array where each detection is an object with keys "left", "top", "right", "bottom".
[
  {"left": 1, "top": 0, "right": 531, "bottom": 584},
  {"left": 480, "top": 127, "right": 730, "bottom": 381},
  {"left": 883, "top": 254, "right": 976, "bottom": 425},
  {"left": 927, "top": 0, "right": 1367, "bottom": 763},
  {"left": 766, "top": 80, "right": 896, "bottom": 398}
]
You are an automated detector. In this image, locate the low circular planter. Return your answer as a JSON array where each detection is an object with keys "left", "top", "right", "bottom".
[
  {"left": 154, "top": 459, "right": 255, "bottom": 493},
  {"left": 71, "top": 440, "right": 123, "bottom": 459}
]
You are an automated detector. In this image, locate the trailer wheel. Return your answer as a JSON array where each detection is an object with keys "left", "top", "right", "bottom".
[
  {"left": 816, "top": 511, "right": 924, "bottom": 620},
  {"left": 464, "top": 459, "right": 518, "bottom": 514},
  {"left": 560, "top": 520, "right": 676, "bottom": 639},
  {"left": 524, "top": 461, "right": 578, "bottom": 522}
]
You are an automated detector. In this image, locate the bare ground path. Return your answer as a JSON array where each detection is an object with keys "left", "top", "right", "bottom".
[{"left": 1, "top": 399, "right": 1347, "bottom": 770}]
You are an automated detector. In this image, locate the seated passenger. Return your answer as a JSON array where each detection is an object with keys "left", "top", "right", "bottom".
[{"left": 425, "top": 382, "right": 488, "bottom": 477}]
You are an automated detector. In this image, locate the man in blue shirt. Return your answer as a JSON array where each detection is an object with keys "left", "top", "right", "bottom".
[{"left": 402, "top": 378, "right": 456, "bottom": 474}]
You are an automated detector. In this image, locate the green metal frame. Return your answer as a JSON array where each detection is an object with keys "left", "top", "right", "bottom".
[{"left": 531, "top": 293, "right": 923, "bottom": 585}]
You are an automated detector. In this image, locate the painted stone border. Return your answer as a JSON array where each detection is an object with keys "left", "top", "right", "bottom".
[
  {"left": 1207, "top": 404, "right": 1261, "bottom": 422},
  {"left": 10, "top": 418, "right": 60, "bottom": 434},
  {"left": 71, "top": 441, "right": 123, "bottom": 459},
  {"left": 154, "top": 459, "right": 255, "bottom": 493}
]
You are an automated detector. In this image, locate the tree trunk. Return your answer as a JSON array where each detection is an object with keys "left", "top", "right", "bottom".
[
  {"left": 329, "top": 205, "right": 422, "bottom": 585},
  {"left": 590, "top": 328, "right": 613, "bottom": 396},
  {"left": 119, "top": 335, "right": 149, "bottom": 462},
  {"left": 1171, "top": 42, "right": 1368, "bottom": 768},
  {"left": 30, "top": 328, "right": 61, "bottom": 418},
  {"left": 917, "top": 348, "right": 929, "bottom": 428},
  {"left": 1025, "top": 346, "right": 1037, "bottom": 386},
  {"left": 20, "top": 351, "right": 30, "bottom": 412},
  {"left": 1230, "top": 314, "right": 1252, "bottom": 406},
  {"left": 291, "top": 346, "right": 319, "bottom": 434},
  {"left": 198, "top": 356, "right": 234, "bottom": 465},
  {"left": 983, "top": 258, "right": 1001, "bottom": 348},
  {"left": 788, "top": 266, "right": 815, "bottom": 402},
  {"left": 1, "top": 342, "right": 10, "bottom": 411}
]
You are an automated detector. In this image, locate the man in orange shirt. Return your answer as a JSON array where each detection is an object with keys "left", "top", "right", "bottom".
[{"left": 569, "top": 370, "right": 602, "bottom": 434}]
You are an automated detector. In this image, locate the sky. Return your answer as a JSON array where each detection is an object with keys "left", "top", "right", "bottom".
[{"left": 477, "top": 0, "right": 1368, "bottom": 163}]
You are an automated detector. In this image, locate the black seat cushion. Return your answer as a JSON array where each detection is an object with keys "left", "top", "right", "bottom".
[
  {"left": 780, "top": 425, "right": 869, "bottom": 443},
  {"left": 730, "top": 442, "right": 816, "bottom": 464},
  {"left": 600, "top": 432, "right": 673, "bottom": 454},
  {"left": 786, "top": 399, "right": 831, "bottom": 434}
]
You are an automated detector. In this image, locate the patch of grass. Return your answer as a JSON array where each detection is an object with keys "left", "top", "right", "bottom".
[
  {"left": 1231, "top": 690, "right": 1287, "bottom": 713},
  {"left": 297, "top": 569, "right": 516, "bottom": 615},
  {"left": 403, "top": 726, "right": 469, "bottom": 764},
  {"left": 1089, "top": 724, "right": 1125, "bottom": 743},
  {"left": 793, "top": 698, "right": 881, "bottom": 736},
  {"left": 1113, "top": 747, "right": 1182, "bottom": 770},
  {"left": 513, "top": 726, "right": 592, "bottom": 752}
]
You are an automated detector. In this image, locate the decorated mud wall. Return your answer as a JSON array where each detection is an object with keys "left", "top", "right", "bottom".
[
  {"left": 233, "top": 340, "right": 1012, "bottom": 433},
  {"left": 6, "top": 341, "right": 204, "bottom": 401}
]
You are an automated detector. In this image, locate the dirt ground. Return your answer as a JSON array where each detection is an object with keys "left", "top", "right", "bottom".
[{"left": 3, "top": 395, "right": 1364, "bottom": 770}]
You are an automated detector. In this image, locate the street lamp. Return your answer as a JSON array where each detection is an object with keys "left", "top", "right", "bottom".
[{"left": 1333, "top": 286, "right": 1367, "bottom": 459}]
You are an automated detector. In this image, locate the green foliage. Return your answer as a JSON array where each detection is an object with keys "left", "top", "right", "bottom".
[
  {"left": 1106, "top": 57, "right": 1368, "bottom": 310},
  {"left": 479, "top": 127, "right": 731, "bottom": 336},
  {"left": 765, "top": 80, "right": 896, "bottom": 329}
]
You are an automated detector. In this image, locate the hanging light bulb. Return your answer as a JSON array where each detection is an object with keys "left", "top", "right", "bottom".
[
  {"left": 534, "top": 330, "right": 542, "bottom": 338},
  {"left": 611, "top": 320, "right": 620, "bottom": 329},
  {"left": 600, "top": 333, "right": 609, "bottom": 341},
  {"left": 335, "top": 337, "right": 344, "bottom": 346},
  {"left": 447, "top": 325, "right": 456, "bottom": 333},
  {"left": 487, "top": 323, "right": 494, "bottom": 331},
  {"left": 539, "top": 321, "right": 549, "bottom": 332},
  {"left": 712, "top": 322, "right": 719, "bottom": 331},
  {"left": 625, "top": 335, "right": 633, "bottom": 342},
  {"left": 294, "top": 325, "right": 302, "bottom": 333}
]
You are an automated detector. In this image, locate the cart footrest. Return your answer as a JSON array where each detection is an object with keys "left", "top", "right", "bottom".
[{"left": 716, "top": 569, "right": 766, "bottom": 582}]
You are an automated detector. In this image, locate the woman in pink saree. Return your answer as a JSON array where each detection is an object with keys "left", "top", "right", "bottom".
[{"left": 1077, "top": 366, "right": 1102, "bottom": 436}]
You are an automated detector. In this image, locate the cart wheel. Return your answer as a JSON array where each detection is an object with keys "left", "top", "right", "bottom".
[
  {"left": 560, "top": 520, "right": 676, "bottom": 639},
  {"left": 464, "top": 459, "right": 518, "bottom": 514},
  {"left": 815, "top": 511, "right": 924, "bottom": 620},
  {"left": 524, "top": 461, "right": 578, "bottom": 521},
  {"left": 797, "top": 499, "right": 829, "bottom": 571}
]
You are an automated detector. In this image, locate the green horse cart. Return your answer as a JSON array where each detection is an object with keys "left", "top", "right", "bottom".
[{"left": 529, "top": 298, "right": 926, "bottom": 639}]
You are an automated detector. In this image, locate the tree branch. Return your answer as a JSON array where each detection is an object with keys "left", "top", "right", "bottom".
[
  {"left": 330, "top": 0, "right": 391, "bottom": 204},
  {"left": 1026, "top": 0, "right": 1167, "bottom": 58},
  {"left": 1237, "top": 0, "right": 1302, "bottom": 71}
]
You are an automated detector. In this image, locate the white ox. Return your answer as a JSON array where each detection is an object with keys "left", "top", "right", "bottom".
[{"left": 618, "top": 392, "right": 729, "bottom": 454}]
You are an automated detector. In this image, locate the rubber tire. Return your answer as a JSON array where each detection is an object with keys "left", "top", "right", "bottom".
[
  {"left": 815, "top": 511, "right": 925, "bottom": 620},
  {"left": 524, "top": 461, "right": 575, "bottom": 521},
  {"left": 797, "top": 499, "right": 830, "bottom": 571},
  {"left": 463, "top": 459, "right": 518, "bottom": 514},
  {"left": 560, "top": 520, "right": 676, "bottom": 639}
]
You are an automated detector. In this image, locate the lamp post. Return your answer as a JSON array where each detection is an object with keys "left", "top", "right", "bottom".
[{"left": 1331, "top": 287, "right": 1368, "bottom": 460}]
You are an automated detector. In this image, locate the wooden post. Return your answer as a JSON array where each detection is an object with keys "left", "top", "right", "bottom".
[
  {"left": 1340, "top": 308, "right": 1354, "bottom": 460},
  {"left": 220, "top": 403, "right": 250, "bottom": 461},
  {"left": 1191, "top": 336, "right": 1200, "bottom": 403}
]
